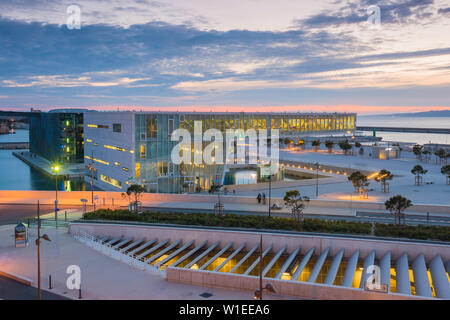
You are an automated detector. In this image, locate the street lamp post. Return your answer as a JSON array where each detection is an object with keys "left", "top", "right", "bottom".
[
  {"left": 254, "top": 234, "right": 276, "bottom": 300},
  {"left": 88, "top": 156, "right": 96, "bottom": 206},
  {"left": 315, "top": 162, "right": 319, "bottom": 197},
  {"left": 268, "top": 174, "right": 271, "bottom": 218},
  {"left": 51, "top": 165, "right": 60, "bottom": 221},
  {"left": 36, "top": 200, "right": 51, "bottom": 300}
]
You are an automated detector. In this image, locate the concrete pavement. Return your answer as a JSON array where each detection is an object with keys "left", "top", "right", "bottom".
[{"left": 0, "top": 225, "right": 294, "bottom": 300}]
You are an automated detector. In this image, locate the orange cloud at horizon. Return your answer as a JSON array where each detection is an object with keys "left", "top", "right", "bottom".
[
  {"left": 2, "top": 105, "right": 449, "bottom": 115},
  {"left": 66, "top": 105, "right": 450, "bottom": 115}
]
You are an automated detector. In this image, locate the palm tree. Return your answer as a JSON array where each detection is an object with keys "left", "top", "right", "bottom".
[
  {"left": 441, "top": 165, "right": 450, "bottom": 185},
  {"left": 311, "top": 140, "right": 321, "bottom": 152},
  {"left": 325, "top": 140, "right": 334, "bottom": 153},
  {"left": 411, "top": 165, "right": 427, "bottom": 185},
  {"left": 375, "top": 169, "right": 393, "bottom": 193},
  {"left": 283, "top": 190, "right": 310, "bottom": 223},
  {"left": 385, "top": 195, "right": 412, "bottom": 225},
  {"left": 339, "top": 140, "right": 352, "bottom": 155}
]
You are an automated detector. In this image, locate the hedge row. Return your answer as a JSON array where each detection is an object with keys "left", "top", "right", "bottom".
[
  {"left": 83, "top": 209, "right": 450, "bottom": 241},
  {"left": 83, "top": 209, "right": 371, "bottom": 235}
]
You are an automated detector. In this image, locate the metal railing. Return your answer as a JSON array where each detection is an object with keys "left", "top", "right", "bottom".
[{"left": 72, "top": 230, "right": 165, "bottom": 277}]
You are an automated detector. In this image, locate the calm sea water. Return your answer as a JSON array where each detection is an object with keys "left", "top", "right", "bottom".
[
  {"left": 0, "top": 129, "right": 86, "bottom": 191},
  {"left": 358, "top": 116, "right": 450, "bottom": 145}
]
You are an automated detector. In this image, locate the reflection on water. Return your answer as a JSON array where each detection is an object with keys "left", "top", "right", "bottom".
[
  {"left": 0, "top": 130, "right": 88, "bottom": 191},
  {"left": 0, "top": 149, "right": 87, "bottom": 191}
]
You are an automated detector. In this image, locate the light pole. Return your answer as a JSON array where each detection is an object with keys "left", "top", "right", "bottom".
[
  {"left": 36, "top": 200, "right": 51, "bottom": 300},
  {"left": 315, "top": 162, "right": 319, "bottom": 197},
  {"left": 51, "top": 164, "right": 60, "bottom": 220},
  {"left": 268, "top": 173, "right": 271, "bottom": 218},
  {"left": 254, "top": 234, "right": 276, "bottom": 300},
  {"left": 88, "top": 156, "right": 96, "bottom": 206}
]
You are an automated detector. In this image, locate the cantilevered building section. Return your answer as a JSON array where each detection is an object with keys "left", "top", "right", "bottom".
[{"left": 84, "top": 111, "right": 356, "bottom": 193}]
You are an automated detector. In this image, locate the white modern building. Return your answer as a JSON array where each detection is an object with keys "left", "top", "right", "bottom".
[{"left": 84, "top": 111, "right": 356, "bottom": 193}]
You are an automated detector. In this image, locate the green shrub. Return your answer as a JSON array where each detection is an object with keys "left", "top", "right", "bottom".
[{"left": 83, "top": 210, "right": 449, "bottom": 241}]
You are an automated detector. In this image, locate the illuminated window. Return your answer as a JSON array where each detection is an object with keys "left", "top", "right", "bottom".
[
  {"left": 122, "top": 167, "right": 129, "bottom": 171},
  {"left": 135, "top": 163, "right": 141, "bottom": 178},
  {"left": 130, "top": 150, "right": 135, "bottom": 154},
  {"left": 140, "top": 144, "right": 146, "bottom": 158},
  {"left": 104, "top": 145, "right": 126, "bottom": 152},
  {"left": 85, "top": 155, "right": 109, "bottom": 165},
  {"left": 86, "top": 139, "right": 92, "bottom": 143},
  {"left": 87, "top": 124, "right": 109, "bottom": 128},
  {"left": 114, "top": 162, "right": 120, "bottom": 166},
  {"left": 100, "top": 174, "right": 121, "bottom": 188}
]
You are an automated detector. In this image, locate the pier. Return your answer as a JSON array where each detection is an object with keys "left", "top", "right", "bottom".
[
  {"left": 0, "top": 142, "right": 29, "bottom": 150},
  {"left": 357, "top": 126, "right": 450, "bottom": 134}
]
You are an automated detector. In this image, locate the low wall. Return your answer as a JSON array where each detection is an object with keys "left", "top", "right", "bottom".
[
  {"left": 68, "top": 222, "right": 450, "bottom": 261},
  {"left": 166, "top": 267, "right": 424, "bottom": 300},
  {"left": 1, "top": 190, "right": 448, "bottom": 215}
]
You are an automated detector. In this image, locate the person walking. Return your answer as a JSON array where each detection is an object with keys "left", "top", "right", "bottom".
[
  {"left": 257, "top": 193, "right": 262, "bottom": 204},
  {"left": 262, "top": 193, "right": 266, "bottom": 204}
]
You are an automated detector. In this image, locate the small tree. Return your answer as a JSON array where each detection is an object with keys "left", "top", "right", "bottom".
[
  {"left": 284, "top": 138, "right": 294, "bottom": 149},
  {"left": 441, "top": 165, "right": 450, "bottom": 185},
  {"left": 348, "top": 171, "right": 369, "bottom": 193},
  {"left": 435, "top": 148, "right": 446, "bottom": 164},
  {"left": 412, "top": 144, "right": 423, "bottom": 160},
  {"left": 209, "top": 184, "right": 222, "bottom": 193},
  {"left": 296, "top": 139, "right": 305, "bottom": 150},
  {"left": 422, "top": 150, "right": 431, "bottom": 163},
  {"left": 325, "top": 140, "right": 334, "bottom": 153},
  {"left": 375, "top": 169, "right": 393, "bottom": 193},
  {"left": 283, "top": 190, "right": 310, "bottom": 223},
  {"left": 385, "top": 195, "right": 412, "bottom": 225},
  {"left": 311, "top": 140, "right": 321, "bottom": 152},
  {"left": 122, "top": 184, "right": 146, "bottom": 213},
  {"left": 339, "top": 140, "right": 352, "bottom": 155},
  {"left": 411, "top": 165, "right": 427, "bottom": 185}
]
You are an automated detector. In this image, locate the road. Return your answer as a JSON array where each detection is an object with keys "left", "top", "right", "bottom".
[
  {"left": 0, "top": 204, "right": 81, "bottom": 225},
  {"left": 0, "top": 276, "right": 69, "bottom": 300},
  {"left": 1, "top": 203, "right": 448, "bottom": 228}
]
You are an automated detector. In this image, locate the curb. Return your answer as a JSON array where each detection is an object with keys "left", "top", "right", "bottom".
[{"left": 0, "top": 269, "right": 34, "bottom": 286}]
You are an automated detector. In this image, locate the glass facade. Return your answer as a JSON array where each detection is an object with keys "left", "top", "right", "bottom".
[
  {"left": 133, "top": 112, "right": 356, "bottom": 193},
  {"left": 29, "top": 112, "right": 84, "bottom": 164}
]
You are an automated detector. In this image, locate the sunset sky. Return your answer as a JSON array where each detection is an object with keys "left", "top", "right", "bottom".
[{"left": 0, "top": 0, "right": 449, "bottom": 114}]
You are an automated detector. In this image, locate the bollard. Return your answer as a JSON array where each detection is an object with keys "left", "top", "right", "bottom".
[
  {"left": 78, "top": 285, "right": 82, "bottom": 299},
  {"left": 48, "top": 275, "right": 52, "bottom": 289}
]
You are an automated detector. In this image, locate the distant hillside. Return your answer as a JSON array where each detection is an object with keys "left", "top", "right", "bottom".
[{"left": 390, "top": 110, "right": 450, "bottom": 117}]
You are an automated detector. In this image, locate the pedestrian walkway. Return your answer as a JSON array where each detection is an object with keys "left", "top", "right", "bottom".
[{"left": 0, "top": 225, "right": 291, "bottom": 300}]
